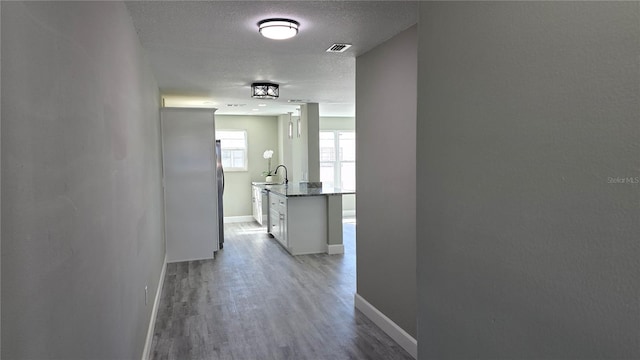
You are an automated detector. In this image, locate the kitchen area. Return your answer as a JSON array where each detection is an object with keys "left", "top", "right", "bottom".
[
  {"left": 157, "top": 92, "right": 356, "bottom": 266},
  {"left": 216, "top": 102, "right": 356, "bottom": 257},
  {"left": 252, "top": 181, "right": 354, "bottom": 255}
]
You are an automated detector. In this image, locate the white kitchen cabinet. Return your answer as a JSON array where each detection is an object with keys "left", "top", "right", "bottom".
[
  {"left": 269, "top": 192, "right": 287, "bottom": 248},
  {"left": 252, "top": 185, "right": 264, "bottom": 225},
  {"left": 269, "top": 191, "right": 326, "bottom": 255}
]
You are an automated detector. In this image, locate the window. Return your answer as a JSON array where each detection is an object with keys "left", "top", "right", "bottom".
[
  {"left": 320, "top": 131, "right": 355, "bottom": 190},
  {"left": 216, "top": 130, "right": 248, "bottom": 171}
]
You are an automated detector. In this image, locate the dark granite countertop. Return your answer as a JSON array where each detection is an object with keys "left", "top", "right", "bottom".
[{"left": 252, "top": 183, "right": 355, "bottom": 197}]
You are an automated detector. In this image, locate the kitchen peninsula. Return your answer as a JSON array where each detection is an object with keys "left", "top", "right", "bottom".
[{"left": 252, "top": 182, "right": 354, "bottom": 255}]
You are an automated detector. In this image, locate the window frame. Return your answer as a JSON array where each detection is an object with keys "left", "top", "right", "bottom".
[
  {"left": 216, "top": 129, "right": 248, "bottom": 172},
  {"left": 320, "top": 130, "right": 355, "bottom": 190}
]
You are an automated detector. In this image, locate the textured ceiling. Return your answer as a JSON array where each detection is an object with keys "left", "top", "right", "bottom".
[{"left": 126, "top": 1, "right": 418, "bottom": 117}]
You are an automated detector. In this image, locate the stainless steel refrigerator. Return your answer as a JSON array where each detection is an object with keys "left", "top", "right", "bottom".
[{"left": 215, "top": 140, "right": 225, "bottom": 249}]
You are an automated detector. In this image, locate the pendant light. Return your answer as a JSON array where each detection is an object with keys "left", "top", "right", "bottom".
[
  {"left": 288, "top": 112, "right": 294, "bottom": 139},
  {"left": 297, "top": 107, "right": 302, "bottom": 138}
]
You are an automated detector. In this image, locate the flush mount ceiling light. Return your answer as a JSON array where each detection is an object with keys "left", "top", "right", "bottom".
[
  {"left": 258, "top": 18, "right": 299, "bottom": 40},
  {"left": 251, "top": 82, "right": 279, "bottom": 99}
]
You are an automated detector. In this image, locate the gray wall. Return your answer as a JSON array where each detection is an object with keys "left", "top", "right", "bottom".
[
  {"left": 417, "top": 2, "right": 640, "bottom": 359},
  {"left": 2, "top": 2, "right": 165, "bottom": 359},
  {"left": 216, "top": 115, "right": 279, "bottom": 217},
  {"left": 278, "top": 113, "right": 294, "bottom": 185},
  {"left": 0, "top": 2, "right": 3, "bottom": 351},
  {"left": 305, "top": 103, "right": 321, "bottom": 182},
  {"left": 356, "top": 25, "right": 417, "bottom": 337}
]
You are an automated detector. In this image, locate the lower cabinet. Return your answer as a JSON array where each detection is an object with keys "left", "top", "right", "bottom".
[
  {"left": 252, "top": 185, "right": 264, "bottom": 225},
  {"left": 269, "top": 192, "right": 287, "bottom": 248},
  {"left": 268, "top": 192, "right": 327, "bottom": 255}
]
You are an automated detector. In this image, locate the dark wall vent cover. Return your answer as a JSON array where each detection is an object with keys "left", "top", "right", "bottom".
[{"left": 326, "top": 43, "right": 352, "bottom": 53}]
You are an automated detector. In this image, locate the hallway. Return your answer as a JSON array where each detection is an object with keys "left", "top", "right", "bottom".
[{"left": 150, "top": 222, "right": 413, "bottom": 359}]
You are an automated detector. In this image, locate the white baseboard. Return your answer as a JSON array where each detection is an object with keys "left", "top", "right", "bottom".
[
  {"left": 327, "top": 244, "right": 345, "bottom": 255},
  {"left": 224, "top": 215, "right": 255, "bottom": 223},
  {"left": 142, "top": 255, "right": 167, "bottom": 360},
  {"left": 354, "top": 293, "right": 417, "bottom": 359}
]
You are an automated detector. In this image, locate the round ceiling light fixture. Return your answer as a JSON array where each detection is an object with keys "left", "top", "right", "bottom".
[{"left": 258, "top": 18, "right": 299, "bottom": 40}]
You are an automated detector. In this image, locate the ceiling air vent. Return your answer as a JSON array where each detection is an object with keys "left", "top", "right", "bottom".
[{"left": 326, "top": 43, "right": 352, "bottom": 53}]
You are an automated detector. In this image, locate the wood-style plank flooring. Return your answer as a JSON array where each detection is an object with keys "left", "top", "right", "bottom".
[{"left": 150, "top": 221, "right": 413, "bottom": 360}]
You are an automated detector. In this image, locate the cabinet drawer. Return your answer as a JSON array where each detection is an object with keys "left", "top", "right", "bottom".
[
  {"left": 269, "top": 194, "right": 287, "bottom": 213},
  {"left": 269, "top": 209, "right": 279, "bottom": 229}
]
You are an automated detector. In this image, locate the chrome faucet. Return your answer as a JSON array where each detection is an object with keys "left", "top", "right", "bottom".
[{"left": 274, "top": 165, "right": 289, "bottom": 184}]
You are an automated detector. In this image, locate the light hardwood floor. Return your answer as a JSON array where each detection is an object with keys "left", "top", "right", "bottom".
[{"left": 150, "top": 221, "right": 413, "bottom": 360}]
